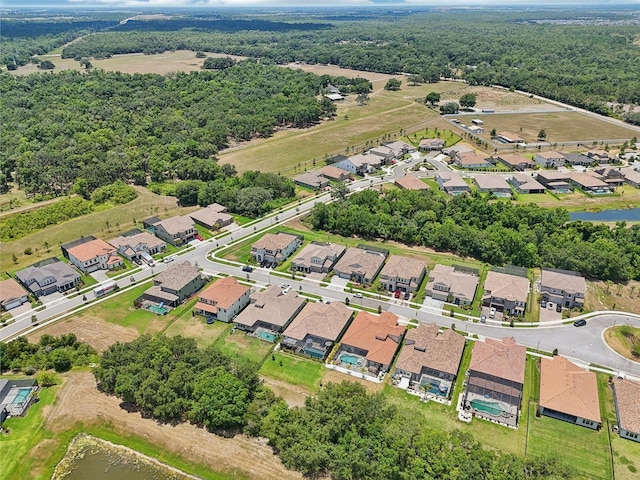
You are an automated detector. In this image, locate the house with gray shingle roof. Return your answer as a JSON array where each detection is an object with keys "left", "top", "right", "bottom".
[
  {"left": 290, "top": 242, "right": 345, "bottom": 274},
  {"left": 136, "top": 261, "right": 205, "bottom": 308},
  {"left": 15, "top": 258, "right": 80, "bottom": 297},
  {"left": 332, "top": 247, "right": 386, "bottom": 285},
  {"left": 234, "top": 285, "right": 306, "bottom": 335}
]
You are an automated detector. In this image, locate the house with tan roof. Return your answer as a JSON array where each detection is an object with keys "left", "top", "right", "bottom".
[
  {"left": 368, "top": 145, "right": 396, "bottom": 163},
  {"left": 67, "top": 238, "right": 123, "bottom": 273},
  {"left": 189, "top": 203, "right": 234, "bottom": 230},
  {"left": 496, "top": 154, "right": 535, "bottom": 171},
  {"left": 108, "top": 231, "right": 166, "bottom": 262},
  {"left": 233, "top": 285, "right": 306, "bottom": 336},
  {"left": 482, "top": 271, "right": 530, "bottom": 316},
  {"left": 281, "top": 302, "right": 354, "bottom": 359},
  {"left": 394, "top": 175, "right": 429, "bottom": 191},
  {"left": 0, "top": 278, "right": 29, "bottom": 311},
  {"left": 474, "top": 174, "right": 513, "bottom": 197},
  {"left": 540, "top": 268, "right": 586, "bottom": 308},
  {"left": 425, "top": 264, "right": 479, "bottom": 306},
  {"left": 395, "top": 323, "right": 465, "bottom": 398},
  {"left": 495, "top": 131, "right": 525, "bottom": 144},
  {"left": 463, "top": 337, "right": 526, "bottom": 427},
  {"left": 337, "top": 311, "right": 406, "bottom": 376},
  {"left": 587, "top": 149, "right": 613, "bottom": 164},
  {"left": 379, "top": 255, "right": 427, "bottom": 294},
  {"left": 15, "top": 258, "right": 80, "bottom": 297},
  {"left": 435, "top": 172, "right": 471, "bottom": 195},
  {"left": 194, "top": 277, "right": 250, "bottom": 323},
  {"left": 154, "top": 216, "right": 196, "bottom": 246},
  {"left": 317, "top": 165, "right": 351, "bottom": 182},
  {"left": 332, "top": 247, "right": 387, "bottom": 285},
  {"left": 539, "top": 356, "right": 601, "bottom": 430},
  {"left": 290, "top": 241, "right": 346, "bottom": 274},
  {"left": 250, "top": 232, "right": 302, "bottom": 265},
  {"left": 293, "top": 171, "right": 330, "bottom": 190},
  {"left": 569, "top": 171, "right": 615, "bottom": 194},
  {"left": 535, "top": 171, "right": 573, "bottom": 193},
  {"left": 509, "top": 174, "right": 546, "bottom": 194},
  {"left": 332, "top": 152, "right": 382, "bottom": 175},
  {"left": 383, "top": 140, "right": 416, "bottom": 155},
  {"left": 135, "top": 261, "right": 205, "bottom": 308},
  {"left": 454, "top": 152, "right": 492, "bottom": 170},
  {"left": 419, "top": 138, "right": 445, "bottom": 152},
  {"left": 621, "top": 167, "right": 640, "bottom": 188},
  {"left": 535, "top": 151, "right": 566, "bottom": 168},
  {"left": 612, "top": 377, "right": 640, "bottom": 442}
]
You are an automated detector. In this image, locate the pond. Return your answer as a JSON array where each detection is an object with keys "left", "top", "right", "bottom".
[
  {"left": 569, "top": 208, "right": 640, "bottom": 222},
  {"left": 53, "top": 434, "right": 197, "bottom": 480}
]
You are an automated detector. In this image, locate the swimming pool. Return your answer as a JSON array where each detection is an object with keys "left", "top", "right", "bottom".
[
  {"left": 13, "top": 388, "right": 32, "bottom": 405},
  {"left": 470, "top": 399, "right": 508, "bottom": 417},
  {"left": 258, "top": 331, "right": 277, "bottom": 342},
  {"left": 340, "top": 354, "right": 360, "bottom": 365}
]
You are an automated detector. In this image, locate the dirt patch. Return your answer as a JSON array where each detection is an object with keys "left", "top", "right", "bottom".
[
  {"left": 259, "top": 376, "right": 310, "bottom": 408},
  {"left": 585, "top": 280, "right": 640, "bottom": 314},
  {"left": 321, "top": 369, "right": 385, "bottom": 393},
  {"left": 43, "top": 372, "right": 302, "bottom": 480},
  {"left": 604, "top": 327, "right": 640, "bottom": 363},
  {"left": 28, "top": 316, "right": 139, "bottom": 353}
]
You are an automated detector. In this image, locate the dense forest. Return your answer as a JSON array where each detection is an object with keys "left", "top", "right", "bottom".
[
  {"left": 59, "top": 11, "right": 640, "bottom": 116},
  {"left": 93, "top": 334, "right": 573, "bottom": 479},
  {"left": 0, "top": 61, "right": 338, "bottom": 195},
  {"left": 308, "top": 188, "right": 640, "bottom": 282}
]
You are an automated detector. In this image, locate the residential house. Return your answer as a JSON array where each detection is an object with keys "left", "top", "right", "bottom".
[
  {"left": 153, "top": 216, "right": 196, "bottom": 246},
  {"left": 281, "top": 302, "right": 354, "bottom": 359},
  {"left": 189, "top": 203, "right": 234, "bottom": 230},
  {"left": 338, "top": 311, "right": 406, "bottom": 376},
  {"left": 482, "top": 271, "right": 530, "bottom": 316},
  {"left": 293, "top": 171, "right": 330, "bottom": 190},
  {"left": 0, "top": 278, "right": 29, "bottom": 311},
  {"left": 142, "top": 216, "right": 161, "bottom": 231},
  {"left": 463, "top": 337, "right": 526, "bottom": 427},
  {"left": 234, "top": 285, "right": 306, "bottom": 336},
  {"left": 539, "top": 356, "right": 601, "bottom": 430},
  {"left": 425, "top": 264, "right": 479, "bottom": 306},
  {"left": 474, "top": 174, "right": 513, "bottom": 197},
  {"left": 540, "top": 268, "right": 586, "bottom": 309},
  {"left": 535, "top": 151, "right": 566, "bottom": 168},
  {"left": 395, "top": 323, "right": 465, "bottom": 398},
  {"left": 467, "top": 125, "right": 484, "bottom": 135},
  {"left": 495, "top": 131, "right": 526, "bottom": 144},
  {"left": 61, "top": 235, "right": 97, "bottom": 260},
  {"left": 15, "top": 258, "right": 80, "bottom": 297},
  {"left": 332, "top": 247, "right": 387, "bottom": 285},
  {"left": 394, "top": 175, "right": 429, "bottom": 191},
  {"left": 496, "top": 154, "right": 535, "bottom": 171},
  {"left": 250, "top": 232, "right": 302, "bottom": 264},
  {"left": 612, "top": 377, "right": 640, "bottom": 442},
  {"left": 383, "top": 140, "right": 417, "bottom": 155},
  {"left": 443, "top": 144, "right": 474, "bottom": 158},
  {"left": 108, "top": 231, "right": 166, "bottom": 262},
  {"left": 621, "top": 168, "right": 640, "bottom": 188},
  {"left": 317, "top": 165, "right": 351, "bottom": 182},
  {"left": 592, "top": 167, "right": 625, "bottom": 188},
  {"left": 368, "top": 145, "right": 396, "bottom": 164},
  {"left": 562, "top": 153, "right": 592, "bottom": 167},
  {"left": 66, "top": 238, "right": 123, "bottom": 273},
  {"left": 509, "top": 174, "right": 546, "bottom": 194},
  {"left": 419, "top": 138, "right": 445, "bottom": 152},
  {"left": 0, "top": 378, "right": 38, "bottom": 422},
  {"left": 455, "top": 152, "right": 492, "bottom": 170},
  {"left": 379, "top": 255, "right": 427, "bottom": 294},
  {"left": 332, "top": 152, "right": 382, "bottom": 175},
  {"left": 136, "top": 261, "right": 205, "bottom": 308},
  {"left": 569, "top": 171, "right": 614, "bottom": 194},
  {"left": 290, "top": 242, "right": 346, "bottom": 274},
  {"left": 435, "top": 172, "right": 471, "bottom": 195},
  {"left": 194, "top": 277, "right": 250, "bottom": 323},
  {"left": 536, "top": 171, "right": 573, "bottom": 193},
  {"left": 587, "top": 149, "right": 613, "bottom": 164}
]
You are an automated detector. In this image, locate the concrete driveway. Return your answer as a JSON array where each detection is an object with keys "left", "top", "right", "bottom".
[
  {"left": 330, "top": 276, "right": 349, "bottom": 289},
  {"left": 540, "top": 303, "right": 562, "bottom": 323}
]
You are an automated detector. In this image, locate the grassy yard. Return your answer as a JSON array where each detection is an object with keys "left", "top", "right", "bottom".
[
  {"left": 259, "top": 351, "right": 325, "bottom": 393},
  {"left": 165, "top": 317, "right": 231, "bottom": 349},
  {"left": 212, "top": 328, "right": 274, "bottom": 365}
]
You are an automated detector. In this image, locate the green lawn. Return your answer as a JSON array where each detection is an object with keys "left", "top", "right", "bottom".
[
  {"left": 259, "top": 351, "right": 325, "bottom": 392},
  {"left": 164, "top": 317, "right": 231, "bottom": 349},
  {"left": 212, "top": 328, "right": 274, "bottom": 365}
]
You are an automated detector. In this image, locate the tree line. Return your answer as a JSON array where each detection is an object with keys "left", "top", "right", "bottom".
[
  {"left": 308, "top": 188, "right": 640, "bottom": 282},
  {"left": 59, "top": 10, "right": 640, "bottom": 118},
  {"left": 93, "top": 334, "right": 573, "bottom": 479},
  {"left": 0, "top": 61, "right": 336, "bottom": 196}
]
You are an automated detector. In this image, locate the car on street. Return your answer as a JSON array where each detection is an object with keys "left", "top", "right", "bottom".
[
  {"left": 163, "top": 257, "right": 174, "bottom": 264},
  {"left": 354, "top": 293, "right": 363, "bottom": 298},
  {"left": 480, "top": 314, "right": 486, "bottom": 323},
  {"left": 573, "top": 319, "right": 587, "bottom": 327},
  {"left": 242, "top": 265, "right": 253, "bottom": 272}
]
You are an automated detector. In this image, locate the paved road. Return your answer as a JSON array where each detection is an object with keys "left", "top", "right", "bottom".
[{"left": 3, "top": 157, "right": 640, "bottom": 378}]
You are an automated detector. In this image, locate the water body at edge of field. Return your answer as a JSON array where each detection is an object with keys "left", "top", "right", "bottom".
[
  {"left": 569, "top": 207, "right": 640, "bottom": 222},
  {"left": 52, "top": 434, "right": 199, "bottom": 480}
]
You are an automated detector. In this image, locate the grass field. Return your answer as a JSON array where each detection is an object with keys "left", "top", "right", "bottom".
[
  {"left": 212, "top": 327, "right": 274, "bottom": 364},
  {"left": 164, "top": 315, "right": 230, "bottom": 349},
  {"left": 259, "top": 351, "right": 325, "bottom": 393}
]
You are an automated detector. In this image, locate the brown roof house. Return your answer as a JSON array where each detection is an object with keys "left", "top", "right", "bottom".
[
  {"left": 250, "top": 232, "right": 302, "bottom": 265},
  {"left": 463, "top": 337, "right": 526, "bottom": 427},
  {"left": 66, "top": 238, "right": 123, "bottom": 273},
  {"left": 0, "top": 278, "right": 29, "bottom": 311},
  {"left": 419, "top": 138, "right": 445, "bottom": 152},
  {"left": 539, "top": 356, "right": 601, "bottom": 430},
  {"left": 425, "top": 264, "right": 479, "bottom": 306},
  {"left": 534, "top": 151, "right": 566, "bottom": 168},
  {"left": 394, "top": 175, "right": 429, "bottom": 191},
  {"left": 612, "top": 377, "right": 640, "bottom": 442},
  {"left": 394, "top": 323, "right": 466, "bottom": 398},
  {"left": 621, "top": 167, "right": 640, "bottom": 188},
  {"left": 474, "top": 174, "right": 513, "bottom": 197},
  {"left": 233, "top": 284, "right": 306, "bottom": 337},
  {"left": 336, "top": 311, "right": 406, "bottom": 377},
  {"left": 290, "top": 241, "right": 346, "bottom": 274},
  {"left": 435, "top": 172, "right": 471, "bottom": 195},
  {"left": 540, "top": 268, "right": 586, "bottom": 308},
  {"left": 482, "top": 271, "right": 530, "bottom": 316},
  {"left": 497, "top": 154, "right": 535, "bottom": 171},
  {"left": 509, "top": 173, "right": 546, "bottom": 194},
  {"left": 153, "top": 216, "right": 196, "bottom": 246},
  {"left": 454, "top": 152, "right": 492, "bottom": 170},
  {"left": 379, "top": 255, "right": 427, "bottom": 294},
  {"left": 136, "top": 261, "right": 205, "bottom": 309},
  {"left": 281, "top": 302, "right": 354, "bottom": 359},
  {"left": 194, "top": 277, "right": 250, "bottom": 323},
  {"left": 495, "top": 131, "right": 525, "bottom": 145},
  {"left": 293, "top": 171, "right": 330, "bottom": 190},
  {"left": 569, "top": 171, "right": 615, "bottom": 194},
  {"left": 332, "top": 247, "right": 387, "bottom": 285},
  {"left": 317, "top": 165, "right": 351, "bottom": 182},
  {"left": 189, "top": 203, "right": 234, "bottom": 230}
]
